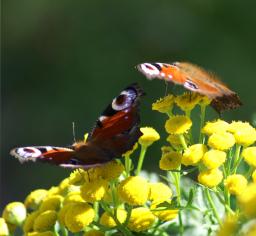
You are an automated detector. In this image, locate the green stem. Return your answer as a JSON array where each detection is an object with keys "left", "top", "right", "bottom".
[
  {"left": 232, "top": 145, "right": 242, "bottom": 173},
  {"left": 199, "top": 105, "right": 206, "bottom": 143},
  {"left": 205, "top": 188, "right": 222, "bottom": 225},
  {"left": 93, "top": 202, "right": 99, "bottom": 221},
  {"left": 124, "top": 154, "right": 131, "bottom": 177},
  {"left": 178, "top": 134, "right": 188, "bottom": 150},
  {"left": 135, "top": 145, "right": 147, "bottom": 176},
  {"left": 60, "top": 226, "right": 68, "bottom": 236}
]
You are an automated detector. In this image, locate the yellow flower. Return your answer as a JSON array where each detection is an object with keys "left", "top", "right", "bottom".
[
  {"left": 198, "top": 169, "right": 223, "bottom": 188},
  {"left": 159, "top": 152, "right": 182, "bottom": 170},
  {"left": 83, "top": 230, "right": 105, "bottom": 236},
  {"left": 81, "top": 179, "right": 108, "bottom": 203},
  {"left": 127, "top": 207, "right": 155, "bottom": 232},
  {"left": 39, "top": 195, "right": 63, "bottom": 212},
  {"left": 122, "top": 142, "right": 138, "bottom": 157},
  {"left": 252, "top": 170, "right": 256, "bottom": 183},
  {"left": 58, "top": 204, "right": 74, "bottom": 226},
  {"left": 26, "top": 231, "right": 55, "bottom": 236},
  {"left": 246, "top": 223, "right": 256, "bottom": 236},
  {"left": 161, "top": 146, "right": 173, "bottom": 155},
  {"left": 69, "top": 169, "right": 85, "bottom": 185},
  {"left": 242, "top": 147, "right": 256, "bottom": 167},
  {"left": 182, "top": 144, "right": 207, "bottom": 166},
  {"left": 208, "top": 132, "right": 235, "bottom": 151},
  {"left": 24, "top": 189, "right": 48, "bottom": 210},
  {"left": 202, "top": 150, "right": 226, "bottom": 169},
  {"left": 0, "top": 218, "right": 9, "bottom": 236},
  {"left": 165, "top": 115, "right": 192, "bottom": 134},
  {"left": 2, "top": 202, "right": 26, "bottom": 226},
  {"left": 234, "top": 128, "right": 256, "bottom": 146},
  {"left": 33, "top": 210, "right": 57, "bottom": 232},
  {"left": 152, "top": 94, "right": 175, "bottom": 113},
  {"left": 118, "top": 176, "right": 149, "bottom": 205},
  {"left": 64, "top": 202, "right": 95, "bottom": 233},
  {"left": 63, "top": 191, "right": 85, "bottom": 205},
  {"left": 166, "top": 134, "right": 189, "bottom": 149},
  {"left": 198, "top": 95, "right": 211, "bottom": 106},
  {"left": 175, "top": 92, "right": 201, "bottom": 112},
  {"left": 202, "top": 119, "right": 229, "bottom": 135},
  {"left": 47, "top": 187, "right": 59, "bottom": 196},
  {"left": 151, "top": 203, "right": 178, "bottom": 222},
  {"left": 23, "top": 211, "right": 40, "bottom": 233},
  {"left": 94, "top": 160, "right": 124, "bottom": 180},
  {"left": 99, "top": 209, "right": 127, "bottom": 227},
  {"left": 58, "top": 178, "right": 79, "bottom": 196},
  {"left": 238, "top": 183, "right": 256, "bottom": 218},
  {"left": 149, "top": 182, "right": 172, "bottom": 204},
  {"left": 139, "top": 127, "right": 160, "bottom": 147},
  {"left": 224, "top": 174, "right": 248, "bottom": 195},
  {"left": 228, "top": 121, "right": 254, "bottom": 133},
  {"left": 216, "top": 215, "right": 238, "bottom": 236}
]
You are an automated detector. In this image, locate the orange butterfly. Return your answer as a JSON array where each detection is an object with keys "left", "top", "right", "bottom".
[{"left": 137, "top": 62, "right": 242, "bottom": 112}]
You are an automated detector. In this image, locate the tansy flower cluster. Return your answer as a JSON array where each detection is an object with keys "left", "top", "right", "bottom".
[{"left": 2, "top": 90, "right": 256, "bottom": 236}]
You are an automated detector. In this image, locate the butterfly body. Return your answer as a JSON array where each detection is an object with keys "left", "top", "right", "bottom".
[
  {"left": 10, "top": 83, "right": 144, "bottom": 169},
  {"left": 137, "top": 62, "right": 242, "bottom": 112}
]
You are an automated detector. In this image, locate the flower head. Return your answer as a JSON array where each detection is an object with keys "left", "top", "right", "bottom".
[
  {"left": 127, "top": 207, "right": 155, "bottom": 232},
  {"left": 58, "top": 203, "right": 74, "bottom": 226},
  {"left": 25, "top": 189, "right": 48, "bottom": 210},
  {"left": 202, "top": 149, "right": 226, "bottom": 169},
  {"left": 139, "top": 127, "right": 160, "bottom": 147},
  {"left": 118, "top": 176, "right": 149, "bottom": 205},
  {"left": 175, "top": 92, "right": 201, "bottom": 112},
  {"left": 198, "top": 95, "right": 211, "bottom": 106},
  {"left": 0, "top": 218, "right": 9, "bottom": 236},
  {"left": 151, "top": 203, "right": 178, "bottom": 222},
  {"left": 63, "top": 191, "right": 85, "bottom": 205},
  {"left": 152, "top": 94, "right": 175, "bottom": 113},
  {"left": 23, "top": 211, "right": 40, "bottom": 233},
  {"left": 198, "top": 169, "right": 223, "bottom": 188},
  {"left": 216, "top": 215, "right": 238, "bottom": 236},
  {"left": 2, "top": 202, "right": 26, "bottom": 226},
  {"left": 69, "top": 169, "right": 85, "bottom": 185},
  {"left": 81, "top": 179, "right": 108, "bottom": 203},
  {"left": 39, "top": 195, "right": 63, "bottom": 212},
  {"left": 228, "top": 121, "right": 254, "bottom": 133},
  {"left": 33, "top": 210, "right": 57, "bottom": 232},
  {"left": 202, "top": 119, "right": 229, "bottom": 135},
  {"left": 26, "top": 231, "right": 55, "bottom": 236},
  {"left": 64, "top": 202, "right": 95, "bottom": 233},
  {"left": 238, "top": 183, "right": 256, "bottom": 218},
  {"left": 242, "top": 146, "right": 256, "bottom": 167},
  {"left": 234, "top": 128, "right": 256, "bottom": 146},
  {"left": 99, "top": 209, "right": 127, "bottom": 227},
  {"left": 122, "top": 143, "right": 138, "bottom": 157},
  {"left": 83, "top": 230, "right": 105, "bottom": 236},
  {"left": 224, "top": 174, "right": 248, "bottom": 195},
  {"left": 159, "top": 152, "right": 182, "bottom": 170},
  {"left": 182, "top": 144, "right": 207, "bottom": 166},
  {"left": 208, "top": 132, "right": 235, "bottom": 151},
  {"left": 94, "top": 160, "right": 124, "bottom": 180},
  {"left": 149, "top": 182, "right": 172, "bottom": 204},
  {"left": 165, "top": 115, "right": 192, "bottom": 134}
]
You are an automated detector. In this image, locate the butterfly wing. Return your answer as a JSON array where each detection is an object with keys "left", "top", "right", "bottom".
[{"left": 137, "top": 62, "right": 242, "bottom": 112}]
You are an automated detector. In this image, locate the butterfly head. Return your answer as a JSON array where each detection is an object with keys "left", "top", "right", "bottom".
[{"left": 136, "top": 63, "right": 165, "bottom": 80}]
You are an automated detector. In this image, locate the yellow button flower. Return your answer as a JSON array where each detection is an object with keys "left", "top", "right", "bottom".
[
  {"left": 175, "top": 92, "right": 201, "bottom": 112},
  {"left": 139, "top": 127, "right": 160, "bottom": 147},
  {"left": 58, "top": 203, "right": 74, "bottom": 226},
  {"left": 216, "top": 215, "right": 238, "bottom": 236},
  {"left": 39, "top": 195, "right": 63, "bottom": 212},
  {"left": 234, "top": 128, "right": 256, "bottom": 146},
  {"left": 198, "top": 95, "right": 211, "bottom": 106},
  {"left": 47, "top": 187, "right": 59, "bottom": 196},
  {"left": 23, "top": 211, "right": 40, "bottom": 233},
  {"left": 151, "top": 204, "right": 179, "bottom": 222},
  {"left": 64, "top": 202, "right": 95, "bottom": 233},
  {"left": 81, "top": 179, "right": 108, "bottom": 203},
  {"left": 99, "top": 209, "right": 127, "bottom": 228},
  {"left": 24, "top": 189, "right": 48, "bottom": 210},
  {"left": 202, "top": 150, "right": 226, "bottom": 169},
  {"left": 182, "top": 144, "right": 207, "bottom": 166},
  {"left": 246, "top": 223, "right": 256, "bottom": 236},
  {"left": 127, "top": 207, "right": 156, "bottom": 232},
  {"left": 228, "top": 121, "right": 254, "bottom": 133},
  {"left": 26, "top": 231, "right": 55, "bottom": 236},
  {"left": 208, "top": 132, "right": 235, "bottom": 151},
  {"left": 198, "top": 169, "right": 223, "bottom": 188},
  {"left": 69, "top": 169, "right": 85, "bottom": 185},
  {"left": 0, "top": 218, "right": 9, "bottom": 236},
  {"left": 58, "top": 178, "right": 79, "bottom": 196},
  {"left": 152, "top": 94, "right": 175, "bottom": 113},
  {"left": 224, "top": 174, "right": 248, "bottom": 195},
  {"left": 242, "top": 147, "right": 256, "bottom": 167},
  {"left": 118, "top": 176, "right": 149, "bottom": 205},
  {"left": 149, "top": 182, "right": 172, "bottom": 204},
  {"left": 202, "top": 119, "right": 229, "bottom": 135},
  {"left": 33, "top": 210, "right": 57, "bottom": 232},
  {"left": 83, "top": 230, "right": 105, "bottom": 236},
  {"left": 159, "top": 152, "right": 182, "bottom": 170},
  {"left": 252, "top": 170, "right": 256, "bottom": 183},
  {"left": 165, "top": 115, "right": 192, "bottom": 134},
  {"left": 238, "top": 183, "right": 256, "bottom": 218},
  {"left": 94, "top": 160, "right": 124, "bottom": 180},
  {"left": 63, "top": 191, "right": 85, "bottom": 205},
  {"left": 2, "top": 202, "right": 26, "bottom": 226}
]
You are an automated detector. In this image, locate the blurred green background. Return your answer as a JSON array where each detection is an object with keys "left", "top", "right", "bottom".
[{"left": 2, "top": 0, "right": 256, "bottom": 210}]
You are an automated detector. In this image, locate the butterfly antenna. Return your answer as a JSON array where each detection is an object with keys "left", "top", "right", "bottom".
[{"left": 72, "top": 122, "right": 77, "bottom": 143}]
